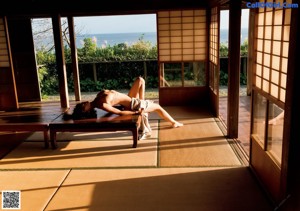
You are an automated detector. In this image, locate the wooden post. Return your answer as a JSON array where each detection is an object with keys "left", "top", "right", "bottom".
[
  {"left": 227, "top": 0, "right": 241, "bottom": 138},
  {"left": 281, "top": 6, "right": 300, "bottom": 209},
  {"left": 143, "top": 61, "right": 147, "bottom": 79},
  {"left": 160, "top": 63, "right": 164, "bottom": 87},
  {"left": 93, "top": 63, "right": 97, "bottom": 82},
  {"left": 247, "top": 9, "right": 255, "bottom": 96},
  {"left": 181, "top": 62, "right": 184, "bottom": 86},
  {"left": 0, "top": 16, "right": 19, "bottom": 110},
  {"left": 52, "top": 14, "right": 69, "bottom": 108},
  {"left": 67, "top": 16, "right": 81, "bottom": 101}
]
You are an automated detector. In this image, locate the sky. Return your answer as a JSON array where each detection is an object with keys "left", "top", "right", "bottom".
[
  {"left": 74, "top": 14, "right": 157, "bottom": 34},
  {"left": 74, "top": 9, "right": 249, "bottom": 34},
  {"left": 220, "top": 9, "right": 250, "bottom": 29}
]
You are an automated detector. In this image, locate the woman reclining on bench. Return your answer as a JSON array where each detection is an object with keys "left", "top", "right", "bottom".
[{"left": 65, "top": 76, "right": 183, "bottom": 128}]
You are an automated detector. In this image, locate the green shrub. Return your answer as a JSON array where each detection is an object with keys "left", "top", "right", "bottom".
[
  {"left": 37, "top": 38, "right": 248, "bottom": 95},
  {"left": 38, "top": 36, "right": 158, "bottom": 95}
]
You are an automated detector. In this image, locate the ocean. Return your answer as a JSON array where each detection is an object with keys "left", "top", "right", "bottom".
[
  {"left": 220, "top": 28, "right": 249, "bottom": 44},
  {"left": 75, "top": 28, "right": 248, "bottom": 48},
  {"left": 76, "top": 32, "right": 157, "bottom": 48}
]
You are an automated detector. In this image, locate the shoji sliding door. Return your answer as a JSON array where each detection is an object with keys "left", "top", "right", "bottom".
[
  {"left": 209, "top": 6, "right": 220, "bottom": 116},
  {"left": 157, "top": 10, "right": 208, "bottom": 106},
  {"left": 250, "top": 0, "right": 291, "bottom": 202}
]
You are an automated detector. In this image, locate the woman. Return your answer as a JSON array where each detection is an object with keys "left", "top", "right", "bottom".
[{"left": 66, "top": 76, "right": 183, "bottom": 128}]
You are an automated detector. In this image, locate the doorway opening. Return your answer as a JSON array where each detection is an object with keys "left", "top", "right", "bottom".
[
  {"left": 218, "top": 9, "right": 251, "bottom": 156},
  {"left": 31, "top": 14, "right": 158, "bottom": 102}
]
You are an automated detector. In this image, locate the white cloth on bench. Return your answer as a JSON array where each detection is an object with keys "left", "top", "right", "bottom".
[{"left": 130, "top": 98, "right": 152, "bottom": 139}]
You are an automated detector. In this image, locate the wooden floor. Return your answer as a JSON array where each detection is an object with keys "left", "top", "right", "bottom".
[
  {"left": 0, "top": 100, "right": 276, "bottom": 210},
  {"left": 0, "top": 102, "right": 65, "bottom": 157},
  {"left": 0, "top": 96, "right": 252, "bottom": 158},
  {"left": 219, "top": 95, "right": 251, "bottom": 156}
]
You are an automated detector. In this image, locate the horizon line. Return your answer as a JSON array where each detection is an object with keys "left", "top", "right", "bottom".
[{"left": 78, "top": 28, "right": 248, "bottom": 35}]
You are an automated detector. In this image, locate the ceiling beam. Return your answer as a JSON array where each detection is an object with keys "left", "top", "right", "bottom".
[{"left": 1, "top": 0, "right": 209, "bottom": 17}]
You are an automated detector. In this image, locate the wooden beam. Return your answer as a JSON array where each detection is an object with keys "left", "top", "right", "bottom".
[
  {"left": 1, "top": 0, "right": 208, "bottom": 17},
  {"left": 227, "top": 0, "right": 241, "bottom": 138},
  {"left": 68, "top": 16, "right": 81, "bottom": 101},
  {"left": 52, "top": 14, "right": 69, "bottom": 108}
]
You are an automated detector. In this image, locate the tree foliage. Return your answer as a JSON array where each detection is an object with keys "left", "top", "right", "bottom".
[
  {"left": 37, "top": 32, "right": 248, "bottom": 95},
  {"left": 38, "top": 35, "right": 158, "bottom": 95},
  {"left": 219, "top": 39, "right": 248, "bottom": 57},
  {"left": 32, "top": 18, "right": 71, "bottom": 52}
]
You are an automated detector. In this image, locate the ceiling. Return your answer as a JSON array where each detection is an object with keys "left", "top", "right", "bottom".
[{"left": 1, "top": 0, "right": 216, "bottom": 17}]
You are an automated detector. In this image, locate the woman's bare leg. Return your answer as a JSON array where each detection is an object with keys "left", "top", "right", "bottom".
[
  {"left": 145, "top": 103, "right": 183, "bottom": 128},
  {"left": 128, "top": 76, "right": 145, "bottom": 100},
  {"left": 128, "top": 77, "right": 182, "bottom": 128}
]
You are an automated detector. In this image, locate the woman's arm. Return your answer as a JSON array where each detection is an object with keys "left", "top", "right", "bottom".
[{"left": 102, "top": 103, "right": 140, "bottom": 115}]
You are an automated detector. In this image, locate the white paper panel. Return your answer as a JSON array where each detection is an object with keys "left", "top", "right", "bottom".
[
  {"left": 271, "top": 84, "right": 279, "bottom": 98},
  {"left": 272, "top": 41, "right": 281, "bottom": 55},
  {"left": 170, "top": 24, "right": 181, "bottom": 30},
  {"left": 256, "top": 76, "right": 262, "bottom": 88},
  {"left": 271, "top": 70, "right": 279, "bottom": 84},
  {"left": 263, "top": 80, "right": 269, "bottom": 92},
  {"left": 280, "top": 89, "right": 286, "bottom": 102},
  {"left": 281, "top": 73, "right": 287, "bottom": 88},
  {"left": 272, "top": 55, "right": 280, "bottom": 70},
  {"left": 264, "top": 53, "right": 270, "bottom": 67},
  {"left": 158, "top": 24, "right": 170, "bottom": 30}
]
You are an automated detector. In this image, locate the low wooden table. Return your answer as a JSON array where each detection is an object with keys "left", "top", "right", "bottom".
[
  {"left": 0, "top": 106, "right": 64, "bottom": 148},
  {"left": 0, "top": 124, "right": 50, "bottom": 148},
  {"left": 49, "top": 112, "right": 141, "bottom": 149}
]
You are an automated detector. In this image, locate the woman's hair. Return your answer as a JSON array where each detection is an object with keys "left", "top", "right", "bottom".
[{"left": 63, "top": 102, "right": 97, "bottom": 120}]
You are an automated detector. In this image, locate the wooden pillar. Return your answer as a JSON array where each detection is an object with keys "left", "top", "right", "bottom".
[
  {"left": 281, "top": 6, "right": 300, "bottom": 210},
  {"left": 93, "top": 63, "right": 97, "bottom": 82},
  {"left": 8, "top": 17, "right": 41, "bottom": 102},
  {"left": 160, "top": 63, "right": 164, "bottom": 87},
  {"left": 67, "top": 17, "right": 81, "bottom": 101},
  {"left": 227, "top": 0, "right": 241, "bottom": 138},
  {"left": 143, "top": 61, "right": 147, "bottom": 79},
  {"left": 0, "top": 16, "right": 18, "bottom": 110},
  {"left": 52, "top": 14, "right": 69, "bottom": 108},
  {"left": 247, "top": 9, "right": 255, "bottom": 96}
]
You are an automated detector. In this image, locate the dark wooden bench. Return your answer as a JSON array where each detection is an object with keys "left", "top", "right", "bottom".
[
  {"left": 49, "top": 111, "right": 142, "bottom": 149},
  {"left": 0, "top": 123, "right": 50, "bottom": 148},
  {"left": 0, "top": 107, "right": 64, "bottom": 148}
]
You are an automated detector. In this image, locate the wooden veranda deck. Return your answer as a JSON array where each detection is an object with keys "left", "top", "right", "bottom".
[{"left": 219, "top": 95, "right": 251, "bottom": 156}]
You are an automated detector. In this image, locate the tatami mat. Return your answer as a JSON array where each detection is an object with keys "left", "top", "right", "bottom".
[
  {"left": 45, "top": 167, "right": 273, "bottom": 211},
  {"left": 0, "top": 170, "right": 69, "bottom": 211},
  {"left": 0, "top": 121, "right": 158, "bottom": 169},
  {"left": 159, "top": 118, "right": 242, "bottom": 167},
  {"left": 0, "top": 106, "right": 274, "bottom": 210},
  {"left": 148, "top": 105, "right": 213, "bottom": 120}
]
